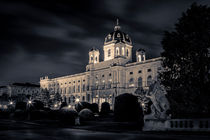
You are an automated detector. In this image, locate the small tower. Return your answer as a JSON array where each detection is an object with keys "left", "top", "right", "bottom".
[
  {"left": 136, "top": 49, "right": 146, "bottom": 62},
  {"left": 89, "top": 48, "right": 100, "bottom": 64}
]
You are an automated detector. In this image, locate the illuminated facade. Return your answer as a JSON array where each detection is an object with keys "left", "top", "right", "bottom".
[
  {"left": 0, "top": 83, "right": 40, "bottom": 97},
  {"left": 40, "top": 20, "right": 162, "bottom": 108}
]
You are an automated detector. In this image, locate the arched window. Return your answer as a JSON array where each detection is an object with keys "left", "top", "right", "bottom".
[
  {"left": 138, "top": 55, "right": 141, "bottom": 62},
  {"left": 116, "top": 47, "right": 119, "bottom": 55},
  {"left": 126, "top": 49, "right": 129, "bottom": 56},
  {"left": 108, "top": 49, "right": 111, "bottom": 57},
  {"left": 129, "top": 78, "right": 134, "bottom": 87},
  {"left": 147, "top": 75, "right": 152, "bottom": 86},
  {"left": 122, "top": 47, "right": 125, "bottom": 55},
  {"left": 90, "top": 55, "right": 93, "bottom": 61},
  {"left": 138, "top": 77, "right": 142, "bottom": 87},
  {"left": 95, "top": 56, "right": 97, "bottom": 62}
]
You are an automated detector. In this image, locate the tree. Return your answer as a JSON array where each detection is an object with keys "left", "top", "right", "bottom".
[
  {"left": 114, "top": 93, "right": 144, "bottom": 123},
  {"left": 160, "top": 3, "right": 210, "bottom": 118}
]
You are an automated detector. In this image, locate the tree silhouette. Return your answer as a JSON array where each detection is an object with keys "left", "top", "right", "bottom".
[{"left": 160, "top": 3, "right": 210, "bottom": 118}]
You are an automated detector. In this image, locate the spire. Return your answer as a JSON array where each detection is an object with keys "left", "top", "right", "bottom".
[
  {"left": 114, "top": 18, "right": 121, "bottom": 31},
  {"left": 116, "top": 18, "right": 119, "bottom": 26}
]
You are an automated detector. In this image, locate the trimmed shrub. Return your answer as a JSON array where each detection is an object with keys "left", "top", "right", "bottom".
[
  {"left": 15, "top": 101, "right": 27, "bottom": 110},
  {"left": 30, "top": 110, "right": 47, "bottom": 120},
  {"left": 33, "top": 100, "right": 44, "bottom": 110},
  {"left": 100, "top": 102, "right": 110, "bottom": 115},
  {"left": 79, "top": 108, "right": 94, "bottom": 121},
  {"left": 0, "top": 109, "right": 11, "bottom": 118},
  {"left": 90, "top": 103, "right": 99, "bottom": 113},
  {"left": 114, "top": 93, "right": 144, "bottom": 123},
  {"left": 59, "top": 108, "right": 78, "bottom": 124},
  {"left": 75, "top": 102, "right": 91, "bottom": 112},
  {"left": 48, "top": 110, "right": 60, "bottom": 120},
  {"left": 14, "top": 109, "right": 27, "bottom": 120},
  {"left": 60, "top": 102, "right": 68, "bottom": 109}
]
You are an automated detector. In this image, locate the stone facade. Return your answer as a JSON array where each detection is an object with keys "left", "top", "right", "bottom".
[
  {"left": 40, "top": 20, "right": 162, "bottom": 108},
  {"left": 0, "top": 83, "right": 40, "bottom": 97}
]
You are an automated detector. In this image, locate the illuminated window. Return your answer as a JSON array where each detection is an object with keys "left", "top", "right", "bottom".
[
  {"left": 117, "top": 33, "right": 120, "bottom": 37},
  {"left": 122, "top": 47, "right": 125, "bottom": 55},
  {"left": 108, "top": 34, "right": 111, "bottom": 39},
  {"left": 116, "top": 47, "right": 119, "bottom": 55},
  {"left": 129, "top": 78, "right": 134, "bottom": 87}
]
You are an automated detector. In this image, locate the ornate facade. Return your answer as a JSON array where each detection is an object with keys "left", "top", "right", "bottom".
[{"left": 40, "top": 20, "right": 162, "bottom": 108}]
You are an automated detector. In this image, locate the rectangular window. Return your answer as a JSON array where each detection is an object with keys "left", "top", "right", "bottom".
[
  {"left": 78, "top": 85, "right": 80, "bottom": 92},
  {"left": 83, "top": 84, "right": 85, "bottom": 92},
  {"left": 138, "top": 70, "right": 142, "bottom": 73},
  {"left": 69, "top": 87, "right": 71, "bottom": 94},
  {"left": 130, "top": 72, "right": 133, "bottom": 75}
]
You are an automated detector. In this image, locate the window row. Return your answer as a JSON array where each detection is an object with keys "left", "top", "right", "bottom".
[
  {"left": 129, "top": 68, "right": 153, "bottom": 75},
  {"left": 107, "top": 48, "right": 129, "bottom": 57},
  {"left": 128, "top": 76, "right": 152, "bottom": 87}
]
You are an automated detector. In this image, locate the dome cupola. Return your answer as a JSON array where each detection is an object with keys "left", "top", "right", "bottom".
[
  {"left": 104, "top": 19, "right": 132, "bottom": 45},
  {"left": 103, "top": 19, "right": 133, "bottom": 62}
]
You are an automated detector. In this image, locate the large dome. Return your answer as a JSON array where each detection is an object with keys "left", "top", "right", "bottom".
[{"left": 104, "top": 20, "right": 132, "bottom": 45}]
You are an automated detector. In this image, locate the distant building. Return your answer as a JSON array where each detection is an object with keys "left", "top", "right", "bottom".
[
  {"left": 40, "top": 20, "right": 162, "bottom": 108},
  {"left": 0, "top": 83, "right": 40, "bottom": 97}
]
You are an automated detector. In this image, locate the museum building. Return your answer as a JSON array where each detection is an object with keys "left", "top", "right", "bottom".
[{"left": 40, "top": 20, "right": 162, "bottom": 108}]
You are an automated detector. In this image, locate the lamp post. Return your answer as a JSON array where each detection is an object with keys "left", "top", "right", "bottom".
[
  {"left": 68, "top": 104, "right": 71, "bottom": 109},
  {"left": 9, "top": 101, "right": 13, "bottom": 105}
]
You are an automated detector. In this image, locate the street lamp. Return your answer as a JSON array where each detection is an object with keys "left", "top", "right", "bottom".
[
  {"left": 9, "top": 101, "right": 13, "bottom": 105},
  {"left": 28, "top": 100, "right": 32, "bottom": 105},
  {"left": 68, "top": 105, "right": 71, "bottom": 108},
  {"left": 54, "top": 104, "right": 58, "bottom": 108},
  {"left": 27, "top": 99, "right": 33, "bottom": 108},
  {"left": 75, "top": 98, "right": 80, "bottom": 103}
]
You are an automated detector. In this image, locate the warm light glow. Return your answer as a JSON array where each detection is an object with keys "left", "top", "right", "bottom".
[
  {"left": 76, "top": 98, "right": 80, "bottom": 102},
  {"left": 68, "top": 105, "right": 71, "bottom": 108},
  {"left": 3, "top": 105, "right": 8, "bottom": 109},
  {"left": 141, "top": 103, "right": 145, "bottom": 107},
  {"left": 9, "top": 101, "right": 13, "bottom": 105},
  {"left": 28, "top": 100, "right": 32, "bottom": 104},
  {"left": 54, "top": 104, "right": 58, "bottom": 108}
]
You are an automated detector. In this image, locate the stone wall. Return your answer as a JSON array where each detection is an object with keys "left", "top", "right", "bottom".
[{"left": 143, "top": 119, "right": 210, "bottom": 131}]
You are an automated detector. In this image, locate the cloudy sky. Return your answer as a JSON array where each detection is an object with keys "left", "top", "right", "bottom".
[{"left": 0, "top": 0, "right": 210, "bottom": 85}]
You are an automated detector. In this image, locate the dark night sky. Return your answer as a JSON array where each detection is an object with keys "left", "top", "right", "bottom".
[{"left": 0, "top": 0, "right": 210, "bottom": 85}]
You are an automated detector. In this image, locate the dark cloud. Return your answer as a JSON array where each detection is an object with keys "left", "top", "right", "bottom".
[{"left": 0, "top": 0, "right": 210, "bottom": 85}]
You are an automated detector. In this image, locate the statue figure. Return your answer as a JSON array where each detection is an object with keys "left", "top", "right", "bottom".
[{"left": 135, "top": 80, "right": 170, "bottom": 120}]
